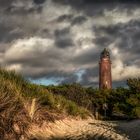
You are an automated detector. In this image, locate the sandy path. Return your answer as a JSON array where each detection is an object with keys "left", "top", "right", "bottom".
[{"left": 29, "top": 118, "right": 129, "bottom": 140}]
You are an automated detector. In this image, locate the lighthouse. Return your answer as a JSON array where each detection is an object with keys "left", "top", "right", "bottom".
[{"left": 99, "top": 48, "right": 112, "bottom": 89}]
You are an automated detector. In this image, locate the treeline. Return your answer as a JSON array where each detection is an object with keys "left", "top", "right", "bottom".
[{"left": 43, "top": 78, "right": 140, "bottom": 119}]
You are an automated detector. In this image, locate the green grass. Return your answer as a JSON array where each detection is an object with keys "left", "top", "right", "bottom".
[{"left": 0, "top": 68, "right": 90, "bottom": 116}]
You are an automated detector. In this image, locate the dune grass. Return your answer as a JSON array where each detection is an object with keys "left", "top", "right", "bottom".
[{"left": 0, "top": 68, "right": 90, "bottom": 139}]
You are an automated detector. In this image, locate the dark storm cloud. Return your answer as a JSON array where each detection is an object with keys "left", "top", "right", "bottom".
[
  {"left": 57, "top": 14, "right": 87, "bottom": 27},
  {"left": 0, "top": 0, "right": 14, "bottom": 8},
  {"left": 0, "top": 0, "right": 45, "bottom": 43},
  {"left": 93, "top": 20, "right": 140, "bottom": 62},
  {"left": 72, "top": 47, "right": 99, "bottom": 65},
  {"left": 71, "top": 16, "right": 87, "bottom": 25},
  {"left": 0, "top": 24, "right": 12, "bottom": 43},
  {"left": 4, "top": 1, "right": 43, "bottom": 15},
  {"left": 5, "top": 6, "right": 43, "bottom": 15},
  {"left": 0, "top": 44, "right": 10, "bottom": 53},
  {"left": 52, "top": 0, "right": 108, "bottom": 16},
  {"left": 0, "top": 0, "right": 140, "bottom": 87},
  {"left": 55, "top": 28, "right": 70, "bottom": 38},
  {"left": 52, "top": 0, "right": 140, "bottom": 5},
  {"left": 37, "top": 28, "right": 54, "bottom": 39},
  {"left": 25, "top": 70, "right": 68, "bottom": 79},
  {"left": 93, "top": 37, "right": 111, "bottom": 49},
  {"left": 33, "top": 0, "right": 46, "bottom": 5},
  {"left": 54, "top": 28, "right": 74, "bottom": 48},
  {"left": 80, "top": 68, "right": 98, "bottom": 86},
  {"left": 61, "top": 74, "right": 78, "bottom": 84},
  {"left": 0, "top": 23, "right": 24, "bottom": 43},
  {"left": 55, "top": 38, "right": 74, "bottom": 48},
  {"left": 52, "top": 0, "right": 140, "bottom": 18},
  {"left": 57, "top": 14, "right": 73, "bottom": 22},
  {"left": 0, "top": 0, "right": 44, "bottom": 16}
]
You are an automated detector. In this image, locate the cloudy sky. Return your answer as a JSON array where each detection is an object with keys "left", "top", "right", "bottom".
[{"left": 0, "top": 0, "right": 140, "bottom": 87}]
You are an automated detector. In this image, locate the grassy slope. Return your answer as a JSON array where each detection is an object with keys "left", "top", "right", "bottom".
[{"left": 0, "top": 68, "right": 90, "bottom": 139}]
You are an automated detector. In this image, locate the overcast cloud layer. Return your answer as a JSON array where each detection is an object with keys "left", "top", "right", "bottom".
[{"left": 0, "top": 0, "right": 140, "bottom": 87}]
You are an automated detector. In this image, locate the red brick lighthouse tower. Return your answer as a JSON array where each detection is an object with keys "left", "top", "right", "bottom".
[{"left": 99, "top": 48, "right": 112, "bottom": 89}]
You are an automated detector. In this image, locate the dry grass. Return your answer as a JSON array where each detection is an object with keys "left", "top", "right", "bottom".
[
  {"left": 0, "top": 68, "right": 90, "bottom": 140},
  {"left": 0, "top": 80, "right": 30, "bottom": 139}
]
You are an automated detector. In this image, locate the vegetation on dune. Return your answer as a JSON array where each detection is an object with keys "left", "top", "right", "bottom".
[
  {"left": 0, "top": 68, "right": 90, "bottom": 117},
  {"left": 0, "top": 68, "right": 90, "bottom": 140},
  {"left": 0, "top": 69, "right": 30, "bottom": 139}
]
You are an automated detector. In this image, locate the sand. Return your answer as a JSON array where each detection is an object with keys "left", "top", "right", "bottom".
[{"left": 29, "top": 118, "right": 131, "bottom": 140}]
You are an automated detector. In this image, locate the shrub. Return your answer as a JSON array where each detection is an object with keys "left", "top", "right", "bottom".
[{"left": 134, "top": 107, "right": 140, "bottom": 117}]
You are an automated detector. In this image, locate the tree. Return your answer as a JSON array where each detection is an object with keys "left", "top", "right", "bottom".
[{"left": 127, "top": 78, "right": 140, "bottom": 93}]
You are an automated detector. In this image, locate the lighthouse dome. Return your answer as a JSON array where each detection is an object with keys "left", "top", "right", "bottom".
[{"left": 100, "top": 48, "right": 110, "bottom": 59}]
